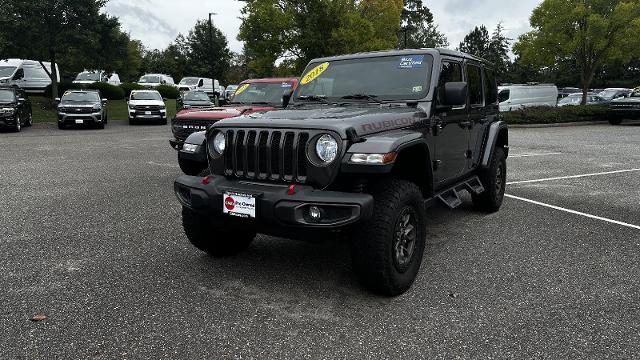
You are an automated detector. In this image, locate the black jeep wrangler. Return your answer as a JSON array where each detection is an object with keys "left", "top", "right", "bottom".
[{"left": 174, "top": 49, "right": 508, "bottom": 296}]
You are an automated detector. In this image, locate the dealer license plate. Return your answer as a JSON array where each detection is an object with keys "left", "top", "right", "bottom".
[
  {"left": 223, "top": 192, "right": 256, "bottom": 218},
  {"left": 75, "top": 119, "right": 84, "bottom": 124}
]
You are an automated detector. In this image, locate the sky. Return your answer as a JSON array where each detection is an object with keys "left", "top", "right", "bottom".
[{"left": 104, "top": 0, "right": 541, "bottom": 54}]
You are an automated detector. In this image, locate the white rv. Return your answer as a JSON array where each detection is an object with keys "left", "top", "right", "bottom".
[
  {"left": 0, "top": 59, "right": 60, "bottom": 94},
  {"left": 177, "top": 77, "right": 217, "bottom": 96},
  {"left": 498, "top": 84, "right": 558, "bottom": 112}
]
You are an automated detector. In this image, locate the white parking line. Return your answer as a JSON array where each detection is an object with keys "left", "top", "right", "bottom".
[
  {"left": 505, "top": 194, "right": 640, "bottom": 230},
  {"left": 508, "top": 168, "right": 640, "bottom": 185},
  {"left": 509, "top": 152, "right": 562, "bottom": 158}
]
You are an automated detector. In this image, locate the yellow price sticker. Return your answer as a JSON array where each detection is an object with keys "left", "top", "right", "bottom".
[
  {"left": 301, "top": 62, "right": 330, "bottom": 85},
  {"left": 235, "top": 83, "right": 250, "bottom": 95}
]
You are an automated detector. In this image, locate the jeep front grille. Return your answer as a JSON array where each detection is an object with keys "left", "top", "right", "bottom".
[{"left": 223, "top": 129, "right": 310, "bottom": 183}]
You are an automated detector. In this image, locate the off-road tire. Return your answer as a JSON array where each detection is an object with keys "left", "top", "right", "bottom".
[
  {"left": 128, "top": 117, "right": 136, "bottom": 125},
  {"left": 178, "top": 157, "right": 206, "bottom": 176},
  {"left": 26, "top": 112, "right": 33, "bottom": 127},
  {"left": 608, "top": 117, "right": 623, "bottom": 125},
  {"left": 351, "top": 179, "right": 427, "bottom": 296},
  {"left": 96, "top": 121, "right": 105, "bottom": 129},
  {"left": 473, "top": 147, "right": 506, "bottom": 213},
  {"left": 160, "top": 118, "right": 167, "bottom": 125},
  {"left": 182, "top": 207, "right": 255, "bottom": 256}
]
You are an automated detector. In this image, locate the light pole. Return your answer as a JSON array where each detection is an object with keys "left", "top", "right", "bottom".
[{"left": 208, "top": 12, "right": 218, "bottom": 104}]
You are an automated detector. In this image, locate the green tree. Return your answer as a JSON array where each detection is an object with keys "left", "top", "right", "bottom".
[
  {"left": 458, "top": 26, "right": 491, "bottom": 58},
  {"left": 514, "top": 0, "right": 640, "bottom": 104},
  {"left": 398, "top": 0, "right": 448, "bottom": 49},
  {"left": 238, "top": 0, "right": 404, "bottom": 77},
  {"left": 184, "top": 19, "right": 232, "bottom": 82}
]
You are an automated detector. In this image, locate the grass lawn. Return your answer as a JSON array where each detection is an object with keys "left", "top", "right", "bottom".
[{"left": 30, "top": 96, "right": 177, "bottom": 123}]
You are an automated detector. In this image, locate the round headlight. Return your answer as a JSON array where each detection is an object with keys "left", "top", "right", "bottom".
[
  {"left": 315, "top": 134, "right": 338, "bottom": 163},
  {"left": 212, "top": 131, "right": 226, "bottom": 154}
]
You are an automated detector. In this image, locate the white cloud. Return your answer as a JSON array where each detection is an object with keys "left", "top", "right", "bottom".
[{"left": 105, "top": 0, "right": 541, "bottom": 55}]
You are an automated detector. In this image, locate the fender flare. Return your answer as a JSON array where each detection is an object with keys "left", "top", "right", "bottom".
[
  {"left": 184, "top": 130, "right": 207, "bottom": 146},
  {"left": 480, "top": 121, "right": 509, "bottom": 168}
]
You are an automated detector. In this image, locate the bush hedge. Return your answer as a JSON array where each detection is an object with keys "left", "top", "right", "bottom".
[
  {"left": 45, "top": 82, "right": 179, "bottom": 100},
  {"left": 502, "top": 105, "right": 609, "bottom": 124}
]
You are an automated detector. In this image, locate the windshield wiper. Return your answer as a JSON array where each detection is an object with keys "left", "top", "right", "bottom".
[
  {"left": 340, "top": 94, "right": 383, "bottom": 104},
  {"left": 297, "top": 95, "right": 329, "bottom": 103}
]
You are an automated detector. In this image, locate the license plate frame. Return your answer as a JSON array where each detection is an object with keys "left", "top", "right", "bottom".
[
  {"left": 222, "top": 192, "right": 257, "bottom": 218},
  {"left": 75, "top": 119, "right": 84, "bottom": 124}
]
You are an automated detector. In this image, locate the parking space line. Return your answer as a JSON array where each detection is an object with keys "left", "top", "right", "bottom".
[
  {"left": 507, "top": 168, "right": 640, "bottom": 185},
  {"left": 509, "top": 152, "right": 562, "bottom": 158},
  {"left": 505, "top": 194, "right": 640, "bottom": 230}
]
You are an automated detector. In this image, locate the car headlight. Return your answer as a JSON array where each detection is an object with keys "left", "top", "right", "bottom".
[
  {"left": 209, "top": 131, "right": 226, "bottom": 155},
  {"left": 182, "top": 143, "right": 198, "bottom": 153},
  {"left": 92, "top": 104, "right": 101, "bottom": 110},
  {"left": 1, "top": 107, "right": 15, "bottom": 114},
  {"left": 315, "top": 134, "right": 338, "bottom": 164}
]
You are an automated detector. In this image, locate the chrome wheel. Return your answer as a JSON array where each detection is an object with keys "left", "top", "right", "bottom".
[{"left": 393, "top": 208, "right": 417, "bottom": 272}]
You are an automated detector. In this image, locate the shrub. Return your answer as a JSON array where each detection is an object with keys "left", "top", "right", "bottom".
[
  {"left": 120, "top": 82, "right": 146, "bottom": 98},
  {"left": 87, "top": 82, "right": 125, "bottom": 100},
  {"left": 155, "top": 84, "right": 180, "bottom": 99},
  {"left": 502, "top": 105, "right": 609, "bottom": 124}
]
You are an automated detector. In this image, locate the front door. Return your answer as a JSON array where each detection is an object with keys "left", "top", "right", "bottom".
[{"left": 434, "top": 60, "right": 468, "bottom": 185}]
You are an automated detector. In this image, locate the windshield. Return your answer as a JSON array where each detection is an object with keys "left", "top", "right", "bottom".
[
  {"left": 139, "top": 75, "right": 160, "bottom": 84},
  {"left": 559, "top": 95, "right": 582, "bottom": 105},
  {"left": 62, "top": 91, "right": 100, "bottom": 102},
  {"left": 231, "top": 82, "right": 295, "bottom": 105},
  {"left": 0, "top": 66, "right": 16, "bottom": 78},
  {"left": 631, "top": 89, "right": 640, "bottom": 98},
  {"left": 226, "top": 85, "right": 238, "bottom": 92},
  {"left": 131, "top": 91, "right": 162, "bottom": 101},
  {"left": 294, "top": 55, "right": 433, "bottom": 102},
  {"left": 183, "top": 92, "right": 210, "bottom": 101},
  {"left": 180, "top": 78, "right": 199, "bottom": 85},
  {"left": 0, "top": 89, "right": 16, "bottom": 102},
  {"left": 75, "top": 72, "right": 100, "bottom": 82}
]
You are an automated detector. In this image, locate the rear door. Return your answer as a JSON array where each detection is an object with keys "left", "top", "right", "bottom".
[
  {"left": 465, "top": 63, "right": 485, "bottom": 171},
  {"left": 469, "top": 67, "right": 498, "bottom": 168},
  {"left": 434, "top": 59, "right": 469, "bottom": 185}
]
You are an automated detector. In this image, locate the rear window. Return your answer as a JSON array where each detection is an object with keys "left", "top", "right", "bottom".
[
  {"left": 484, "top": 69, "right": 497, "bottom": 104},
  {"left": 466, "top": 64, "right": 483, "bottom": 106}
]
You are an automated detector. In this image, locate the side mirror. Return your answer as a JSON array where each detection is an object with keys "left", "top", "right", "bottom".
[
  {"left": 101, "top": 98, "right": 108, "bottom": 103},
  {"left": 163, "top": 97, "right": 167, "bottom": 102},
  {"left": 18, "top": 97, "right": 25, "bottom": 103},
  {"left": 55, "top": 97, "right": 61, "bottom": 103},
  {"left": 440, "top": 82, "right": 468, "bottom": 109},
  {"left": 282, "top": 90, "right": 293, "bottom": 108}
]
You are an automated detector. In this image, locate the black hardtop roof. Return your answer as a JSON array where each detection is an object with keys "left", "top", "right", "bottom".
[{"left": 309, "top": 48, "right": 492, "bottom": 66}]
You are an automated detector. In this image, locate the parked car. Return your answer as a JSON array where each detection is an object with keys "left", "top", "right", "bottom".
[
  {"left": 0, "top": 85, "right": 32, "bottom": 132},
  {"left": 224, "top": 85, "right": 238, "bottom": 101},
  {"left": 173, "top": 49, "right": 508, "bottom": 296},
  {"left": 72, "top": 70, "right": 121, "bottom": 86},
  {"left": 176, "top": 90, "right": 213, "bottom": 111},
  {"left": 557, "top": 93, "right": 607, "bottom": 107},
  {"left": 127, "top": 90, "right": 167, "bottom": 125},
  {"left": 177, "top": 77, "right": 217, "bottom": 96},
  {"left": 171, "top": 78, "right": 299, "bottom": 175},
  {"left": 558, "top": 87, "right": 581, "bottom": 99},
  {"left": 498, "top": 84, "right": 558, "bottom": 111},
  {"left": 137, "top": 74, "right": 175, "bottom": 88},
  {"left": 597, "top": 88, "right": 632, "bottom": 103},
  {"left": 0, "top": 59, "right": 60, "bottom": 94},
  {"left": 608, "top": 87, "right": 640, "bottom": 125},
  {"left": 56, "top": 89, "right": 108, "bottom": 130}
]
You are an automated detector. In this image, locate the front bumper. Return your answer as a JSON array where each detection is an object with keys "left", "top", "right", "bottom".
[
  {"left": 58, "top": 112, "right": 103, "bottom": 125},
  {"left": 129, "top": 109, "right": 167, "bottom": 121},
  {"left": 174, "top": 175, "right": 374, "bottom": 230},
  {"left": 608, "top": 109, "right": 640, "bottom": 119},
  {"left": 0, "top": 114, "right": 18, "bottom": 128}
]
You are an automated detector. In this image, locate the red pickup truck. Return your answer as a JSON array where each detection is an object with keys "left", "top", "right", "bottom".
[{"left": 170, "top": 77, "right": 299, "bottom": 175}]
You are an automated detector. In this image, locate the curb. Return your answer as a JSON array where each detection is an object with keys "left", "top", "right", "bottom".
[{"left": 509, "top": 121, "right": 608, "bottom": 128}]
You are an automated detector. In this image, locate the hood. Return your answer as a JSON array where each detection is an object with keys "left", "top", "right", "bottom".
[
  {"left": 182, "top": 100, "right": 212, "bottom": 107},
  {"left": 213, "top": 104, "right": 428, "bottom": 138},
  {"left": 72, "top": 80, "right": 97, "bottom": 85},
  {"left": 128, "top": 99, "right": 165, "bottom": 106},
  {"left": 59, "top": 101, "right": 97, "bottom": 107},
  {"left": 175, "top": 105, "right": 276, "bottom": 121},
  {"left": 611, "top": 97, "right": 640, "bottom": 104}
]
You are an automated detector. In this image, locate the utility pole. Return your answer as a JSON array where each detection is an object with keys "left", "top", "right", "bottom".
[{"left": 208, "top": 12, "right": 218, "bottom": 105}]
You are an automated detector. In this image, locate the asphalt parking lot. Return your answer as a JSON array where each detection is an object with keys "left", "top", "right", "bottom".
[{"left": 1, "top": 121, "right": 638, "bottom": 359}]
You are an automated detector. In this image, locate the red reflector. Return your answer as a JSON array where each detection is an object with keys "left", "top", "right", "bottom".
[
  {"left": 202, "top": 176, "right": 210, "bottom": 185},
  {"left": 287, "top": 184, "right": 296, "bottom": 195}
]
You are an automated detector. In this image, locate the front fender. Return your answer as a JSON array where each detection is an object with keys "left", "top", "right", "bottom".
[{"left": 184, "top": 130, "right": 207, "bottom": 146}]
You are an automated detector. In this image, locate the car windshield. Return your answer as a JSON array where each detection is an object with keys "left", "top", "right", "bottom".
[
  {"left": 559, "top": 95, "right": 582, "bottom": 105},
  {"left": 598, "top": 90, "right": 623, "bottom": 100},
  {"left": 75, "top": 72, "right": 100, "bottom": 82},
  {"left": 139, "top": 75, "right": 160, "bottom": 84},
  {"left": 62, "top": 91, "right": 100, "bottom": 102},
  {"left": 131, "top": 91, "right": 162, "bottom": 101},
  {"left": 183, "top": 92, "right": 210, "bottom": 101},
  {"left": 226, "top": 85, "right": 238, "bottom": 91},
  {"left": 231, "top": 82, "right": 295, "bottom": 105},
  {"left": 0, "top": 89, "right": 15, "bottom": 102},
  {"left": 180, "top": 78, "right": 199, "bottom": 85},
  {"left": 0, "top": 66, "right": 17, "bottom": 78},
  {"left": 294, "top": 55, "right": 433, "bottom": 102},
  {"left": 631, "top": 90, "right": 640, "bottom": 98}
]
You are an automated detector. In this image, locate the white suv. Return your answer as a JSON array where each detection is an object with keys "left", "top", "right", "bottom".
[{"left": 127, "top": 90, "right": 167, "bottom": 125}]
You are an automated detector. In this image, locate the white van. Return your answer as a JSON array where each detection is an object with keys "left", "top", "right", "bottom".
[
  {"left": 0, "top": 59, "right": 60, "bottom": 94},
  {"left": 177, "top": 77, "right": 218, "bottom": 96},
  {"left": 73, "top": 70, "right": 121, "bottom": 86},
  {"left": 498, "top": 85, "right": 558, "bottom": 112},
  {"left": 137, "top": 74, "right": 175, "bottom": 88}
]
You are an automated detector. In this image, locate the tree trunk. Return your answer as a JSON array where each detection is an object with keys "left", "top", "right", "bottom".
[
  {"left": 49, "top": 48, "right": 58, "bottom": 100},
  {"left": 580, "top": 69, "right": 595, "bottom": 106}
]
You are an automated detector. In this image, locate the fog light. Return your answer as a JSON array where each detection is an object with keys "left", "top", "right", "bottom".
[{"left": 309, "top": 206, "right": 322, "bottom": 221}]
